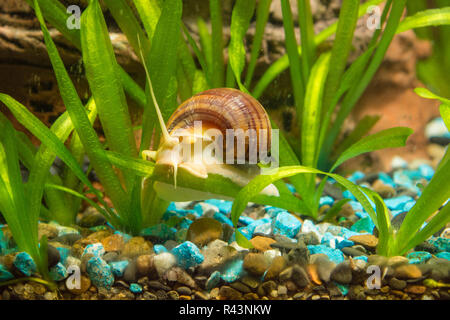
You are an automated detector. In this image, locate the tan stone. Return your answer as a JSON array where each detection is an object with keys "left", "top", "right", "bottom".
[
  {"left": 101, "top": 234, "right": 124, "bottom": 252},
  {"left": 349, "top": 234, "right": 378, "bottom": 249},
  {"left": 250, "top": 236, "right": 276, "bottom": 252}
]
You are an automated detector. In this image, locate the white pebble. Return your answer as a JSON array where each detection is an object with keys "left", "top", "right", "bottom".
[
  {"left": 264, "top": 249, "right": 281, "bottom": 264},
  {"left": 154, "top": 252, "right": 177, "bottom": 276}
]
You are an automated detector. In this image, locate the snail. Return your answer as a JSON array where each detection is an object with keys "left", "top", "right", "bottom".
[{"left": 138, "top": 39, "right": 278, "bottom": 201}]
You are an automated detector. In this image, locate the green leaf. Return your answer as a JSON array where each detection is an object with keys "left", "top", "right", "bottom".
[
  {"left": 244, "top": 0, "right": 272, "bottom": 88},
  {"left": 332, "top": 115, "right": 380, "bottom": 160},
  {"left": 320, "top": 198, "right": 350, "bottom": 222},
  {"left": 281, "top": 0, "right": 305, "bottom": 120},
  {"left": 236, "top": 229, "right": 254, "bottom": 249},
  {"left": 209, "top": 0, "right": 225, "bottom": 87},
  {"left": 81, "top": 0, "right": 137, "bottom": 160},
  {"left": 397, "top": 7, "right": 450, "bottom": 34},
  {"left": 330, "top": 127, "right": 413, "bottom": 172},
  {"left": 395, "top": 153, "right": 450, "bottom": 255},
  {"left": 414, "top": 87, "right": 450, "bottom": 104},
  {"left": 297, "top": 0, "right": 316, "bottom": 83},
  {"left": 230, "top": 166, "right": 378, "bottom": 228},
  {"left": 228, "top": 0, "right": 256, "bottom": 92},
  {"left": 440, "top": 104, "right": 450, "bottom": 131},
  {"left": 321, "top": 0, "right": 359, "bottom": 123},
  {"left": 302, "top": 53, "right": 330, "bottom": 168}
]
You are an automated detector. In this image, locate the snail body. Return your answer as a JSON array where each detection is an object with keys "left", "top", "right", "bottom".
[{"left": 145, "top": 88, "right": 278, "bottom": 201}]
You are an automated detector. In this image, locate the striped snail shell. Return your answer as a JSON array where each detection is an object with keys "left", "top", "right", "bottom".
[
  {"left": 151, "top": 88, "right": 277, "bottom": 201},
  {"left": 164, "top": 87, "right": 272, "bottom": 162}
]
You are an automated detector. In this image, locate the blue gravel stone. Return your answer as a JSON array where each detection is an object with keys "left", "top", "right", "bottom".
[
  {"left": 49, "top": 262, "right": 68, "bottom": 281},
  {"left": 238, "top": 216, "right": 255, "bottom": 226},
  {"left": 349, "top": 200, "right": 363, "bottom": 212},
  {"left": 153, "top": 244, "right": 168, "bottom": 254},
  {"left": 272, "top": 212, "right": 301, "bottom": 238},
  {"left": 353, "top": 256, "right": 368, "bottom": 263},
  {"left": 172, "top": 241, "right": 204, "bottom": 269},
  {"left": 246, "top": 218, "right": 272, "bottom": 235},
  {"left": 351, "top": 216, "right": 375, "bottom": 234},
  {"left": 56, "top": 247, "right": 70, "bottom": 265},
  {"left": 378, "top": 172, "right": 396, "bottom": 187},
  {"left": 384, "top": 196, "right": 414, "bottom": 211},
  {"left": 355, "top": 211, "right": 370, "bottom": 219},
  {"left": 109, "top": 260, "right": 129, "bottom": 277},
  {"left": 114, "top": 231, "right": 132, "bottom": 243},
  {"left": 254, "top": 222, "right": 272, "bottom": 235},
  {"left": 214, "top": 212, "right": 233, "bottom": 226},
  {"left": 407, "top": 251, "right": 432, "bottom": 264},
  {"left": 348, "top": 171, "right": 365, "bottom": 183},
  {"left": 336, "top": 238, "right": 354, "bottom": 250},
  {"left": 402, "top": 169, "right": 423, "bottom": 180},
  {"left": 87, "top": 257, "right": 114, "bottom": 289},
  {"left": 204, "top": 199, "right": 233, "bottom": 214},
  {"left": 286, "top": 184, "right": 296, "bottom": 193},
  {"left": 307, "top": 245, "right": 345, "bottom": 264},
  {"left": 206, "top": 270, "right": 221, "bottom": 290},
  {"left": 404, "top": 200, "right": 416, "bottom": 212},
  {"left": 130, "top": 283, "right": 143, "bottom": 293},
  {"left": 82, "top": 243, "right": 105, "bottom": 258},
  {"left": 418, "top": 164, "right": 434, "bottom": 180},
  {"left": 193, "top": 203, "right": 218, "bottom": 216},
  {"left": 265, "top": 206, "right": 289, "bottom": 218},
  {"left": 428, "top": 237, "right": 450, "bottom": 253},
  {"left": 140, "top": 224, "right": 176, "bottom": 241},
  {"left": 13, "top": 252, "right": 37, "bottom": 276},
  {"left": 343, "top": 190, "right": 356, "bottom": 200},
  {"left": 321, "top": 232, "right": 338, "bottom": 249},
  {"left": 179, "top": 218, "right": 193, "bottom": 230},
  {"left": 319, "top": 196, "right": 334, "bottom": 207},
  {"left": 301, "top": 219, "right": 322, "bottom": 241},
  {"left": 0, "top": 264, "right": 14, "bottom": 281},
  {"left": 326, "top": 225, "right": 361, "bottom": 240},
  {"left": 393, "top": 171, "right": 414, "bottom": 189},
  {"left": 220, "top": 259, "right": 245, "bottom": 282},
  {"left": 436, "top": 252, "right": 450, "bottom": 261},
  {"left": 335, "top": 282, "right": 349, "bottom": 296}
]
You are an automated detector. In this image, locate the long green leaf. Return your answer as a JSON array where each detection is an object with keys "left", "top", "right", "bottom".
[
  {"left": 302, "top": 53, "right": 330, "bottom": 168},
  {"left": 209, "top": 0, "right": 225, "bottom": 87},
  {"left": 230, "top": 165, "right": 378, "bottom": 227},
  {"left": 397, "top": 7, "right": 450, "bottom": 34},
  {"left": 228, "top": 0, "right": 256, "bottom": 92},
  {"left": 321, "top": 0, "right": 359, "bottom": 123},
  {"left": 297, "top": 0, "right": 316, "bottom": 83},
  {"left": 244, "top": 0, "right": 272, "bottom": 88},
  {"left": 330, "top": 127, "right": 413, "bottom": 172}
]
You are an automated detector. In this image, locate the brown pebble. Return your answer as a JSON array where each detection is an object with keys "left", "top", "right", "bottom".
[
  {"left": 250, "top": 236, "right": 276, "bottom": 252},
  {"left": 179, "top": 295, "right": 192, "bottom": 300},
  {"left": 349, "top": 234, "right": 378, "bottom": 249},
  {"left": 243, "top": 253, "right": 270, "bottom": 276},
  {"left": 265, "top": 256, "right": 287, "bottom": 280},
  {"left": 194, "top": 291, "right": 209, "bottom": 300},
  {"left": 101, "top": 234, "right": 124, "bottom": 252},
  {"left": 230, "top": 282, "right": 251, "bottom": 294},
  {"left": 121, "top": 237, "right": 152, "bottom": 258},
  {"left": 186, "top": 218, "right": 222, "bottom": 246},
  {"left": 243, "top": 293, "right": 259, "bottom": 300},
  {"left": 395, "top": 264, "right": 422, "bottom": 279},
  {"left": 67, "top": 275, "right": 91, "bottom": 295},
  {"left": 405, "top": 285, "right": 426, "bottom": 295},
  {"left": 219, "top": 286, "right": 243, "bottom": 300},
  {"left": 136, "top": 254, "right": 155, "bottom": 276},
  {"left": 380, "top": 286, "right": 390, "bottom": 293}
]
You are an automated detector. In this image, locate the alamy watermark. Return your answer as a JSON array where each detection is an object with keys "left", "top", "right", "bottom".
[
  {"left": 66, "top": 5, "right": 81, "bottom": 30},
  {"left": 366, "top": 5, "right": 381, "bottom": 30}
]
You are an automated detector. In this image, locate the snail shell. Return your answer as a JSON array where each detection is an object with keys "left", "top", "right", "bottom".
[
  {"left": 165, "top": 87, "right": 271, "bottom": 161},
  {"left": 152, "top": 88, "right": 278, "bottom": 201}
]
